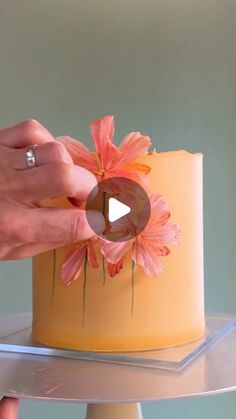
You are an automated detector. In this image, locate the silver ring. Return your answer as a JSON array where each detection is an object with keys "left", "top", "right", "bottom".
[{"left": 25, "top": 144, "right": 38, "bottom": 168}]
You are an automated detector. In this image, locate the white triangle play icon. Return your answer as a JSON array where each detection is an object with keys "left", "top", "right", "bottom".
[{"left": 108, "top": 197, "right": 131, "bottom": 223}]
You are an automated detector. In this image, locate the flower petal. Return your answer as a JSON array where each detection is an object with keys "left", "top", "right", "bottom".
[
  {"left": 61, "top": 245, "right": 86, "bottom": 285},
  {"left": 145, "top": 222, "right": 181, "bottom": 244},
  {"left": 143, "top": 193, "right": 180, "bottom": 244},
  {"left": 108, "top": 260, "right": 124, "bottom": 277},
  {"left": 110, "top": 215, "right": 132, "bottom": 234},
  {"left": 123, "top": 161, "right": 151, "bottom": 174},
  {"left": 87, "top": 240, "right": 99, "bottom": 268},
  {"left": 149, "top": 193, "right": 169, "bottom": 214},
  {"left": 91, "top": 114, "right": 115, "bottom": 145},
  {"left": 145, "top": 212, "right": 171, "bottom": 232},
  {"left": 90, "top": 115, "right": 122, "bottom": 170},
  {"left": 118, "top": 132, "right": 151, "bottom": 165},
  {"left": 57, "top": 136, "right": 98, "bottom": 172},
  {"left": 101, "top": 239, "right": 134, "bottom": 264},
  {"left": 144, "top": 194, "right": 172, "bottom": 231},
  {"left": 133, "top": 239, "right": 164, "bottom": 277}
]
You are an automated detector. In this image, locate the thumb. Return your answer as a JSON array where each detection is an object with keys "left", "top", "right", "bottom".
[
  {"left": 0, "top": 397, "right": 19, "bottom": 419},
  {"left": 14, "top": 207, "right": 105, "bottom": 244}
]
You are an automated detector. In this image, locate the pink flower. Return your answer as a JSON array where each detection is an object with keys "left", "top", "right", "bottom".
[
  {"left": 57, "top": 115, "right": 151, "bottom": 189},
  {"left": 107, "top": 260, "right": 124, "bottom": 278},
  {"left": 62, "top": 239, "right": 99, "bottom": 286},
  {"left": 101, "top": 194, "right": 180, "bottom": 277}
]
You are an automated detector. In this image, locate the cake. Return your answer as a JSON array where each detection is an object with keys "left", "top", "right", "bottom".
[{"left": 32, "top": 115, "right": 205, "bottom": 352}]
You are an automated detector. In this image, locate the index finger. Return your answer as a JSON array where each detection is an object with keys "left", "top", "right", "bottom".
[
  {"left": 0, "top": 397, "right": 19, "bottom": 418},
  {"left": 0, "top": 119, "right": 55, "bottom": 148}
]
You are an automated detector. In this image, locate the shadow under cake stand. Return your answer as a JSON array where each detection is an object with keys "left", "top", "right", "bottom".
[{"left": 0, "top": 312, "right": 235, "bottom": 419}]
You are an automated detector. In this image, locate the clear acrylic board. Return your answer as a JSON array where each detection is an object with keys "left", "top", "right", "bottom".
[{"left": 0, "top": 312, "right": 235, "bottom": 371}]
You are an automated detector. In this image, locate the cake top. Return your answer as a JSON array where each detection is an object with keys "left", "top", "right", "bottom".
[{"left": 148, "top": 149, "right": 203, "bottom": 158}]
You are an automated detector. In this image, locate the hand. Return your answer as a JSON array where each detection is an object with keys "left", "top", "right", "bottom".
[
  {"left": 0, "top": 397, "right": 19, "bottom": 419},
  {"left": 0, "top": 119, "right": 104, "bottom": 260}
]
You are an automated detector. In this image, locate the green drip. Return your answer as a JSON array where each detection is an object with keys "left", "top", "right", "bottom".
[
  {"left": 102, "top": 191, "right": 106, "bottom": 285},
  {"left": 102, "top": 190, "right": 106, "bottom": 213},
  {"left": 102, "top": 256, "right": 106, "bottom": 285},
  {"left": 131, "top": 258, "right": 135, "bottom": 316},
  {"left": 82, "top": 249, "right": 88, "bottom": 326},
  {"left": 51, "top": 249, "right": 56, "bottom": 304}
]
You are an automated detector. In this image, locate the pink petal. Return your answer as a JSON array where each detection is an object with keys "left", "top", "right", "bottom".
[
  {"left": 91, "top": 115, "right": 115, "bottom": 145},
  {"left": 141, "top": 237, "right": 170, "bottom": 256},
  {"left": 144, "top": 194, "right": 172, "bottom": 231},
  {"left": 87, "top": 240, "right": 99, "bottom": 268},
  {"left": 101, "top": 239, "right": 134, "bottom": 264},
  {"left": 108, "top": 260, "right": 124, "bottom": 277},
  {"left": 90, "top": 115, "right": 122, "bottom": 170},
  {"left": 133, "top": 239, "right": 164, "bottom": 277},
  {"left": 118, "top": 132, "right": 151, "bottom": 165},
  {"left": 144, "top": 193, "right": 181, "bottom": 242},
  {"left": 145, "top": 222, "right": 181, "bottom": 245},
  {"left": 57, "top": 136, "right": 98, "bottom": 172},
  {"left": 149, "top": 193, "right": 169, "bottom": 214},
  {"left": 145, "top": 212, "right": 171, "bottom": 232},
  {"left": 110, "top": 215, "right": 132, "bottom": 234},
  {"left": 61, "top": 245, "right": 86, "bottom": 285},
  {"left": 109, "top": 191, "right": 141, "bottom": 234}
]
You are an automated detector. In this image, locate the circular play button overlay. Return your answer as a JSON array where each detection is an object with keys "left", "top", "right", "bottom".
[{"left": 85, "top": 177, "right": 151, "bottom": 242}]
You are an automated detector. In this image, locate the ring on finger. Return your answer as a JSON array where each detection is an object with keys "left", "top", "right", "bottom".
[{"left": 25, "top": 144, "right": 38, "bottom": 168}]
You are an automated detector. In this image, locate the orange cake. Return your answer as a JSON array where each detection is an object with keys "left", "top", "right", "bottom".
[{"left": 32, "top": 116, "right": 205, "bottom": 352}]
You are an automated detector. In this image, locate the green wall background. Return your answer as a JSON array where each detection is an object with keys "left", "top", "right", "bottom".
[{"left": 0, "top": 1, "right": 236, "bottom": 417}]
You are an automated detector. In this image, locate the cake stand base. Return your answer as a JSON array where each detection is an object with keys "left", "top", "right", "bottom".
[{"left": 85, "top": 402, "right": 143, "bottom": 419}]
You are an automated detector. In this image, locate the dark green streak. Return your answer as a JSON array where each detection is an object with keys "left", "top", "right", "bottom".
[
  {"left": 131, "top": 259, "right": 135, "bottom": 316},
  {"left": 82, "top": 249, "right": 88, "bottom": 326},
  {"left": 51, "top": 249, "right": 56, "bottom": 304},
  {"left": 102, "top": 191, "right": 106, "bottom": 285},
  {"left": 102, "top": 190, "right": 106, "bottom": 214},
  {"left": 102, "top": 256, "right": 106, "bottom": 285}
]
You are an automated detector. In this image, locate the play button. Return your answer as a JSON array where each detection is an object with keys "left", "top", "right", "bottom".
[
  {"left": 108, "top": 198, "right": 131, "bottom": 222},
  {"left": 85, "top": 177, "right": 151, "bottom": 242}
]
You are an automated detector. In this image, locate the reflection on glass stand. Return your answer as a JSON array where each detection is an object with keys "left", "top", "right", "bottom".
[{"left": 0, "top": 312, "right": 235, "bottom": 419}]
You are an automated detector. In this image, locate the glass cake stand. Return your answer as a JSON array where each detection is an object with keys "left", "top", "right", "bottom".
[{"left": 0, "top": 312, "right": 235, "bottom": 419}]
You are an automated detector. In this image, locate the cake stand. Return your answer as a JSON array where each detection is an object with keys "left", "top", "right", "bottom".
[{"left": 1, "top": 313, "right": 236, "bottom": 419}]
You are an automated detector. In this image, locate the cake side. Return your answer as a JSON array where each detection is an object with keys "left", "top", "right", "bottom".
[{"left": 32, "top": 150, "right": 205, "bottom": 352}]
